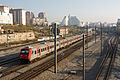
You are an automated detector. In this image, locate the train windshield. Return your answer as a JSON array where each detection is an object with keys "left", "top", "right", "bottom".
[{"left": 21, "top": 49, "right": 29, "bottom": 54}]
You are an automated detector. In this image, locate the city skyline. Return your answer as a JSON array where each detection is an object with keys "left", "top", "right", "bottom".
[{"left": 0, "top": 0, "right": 120, "bottom": 23}]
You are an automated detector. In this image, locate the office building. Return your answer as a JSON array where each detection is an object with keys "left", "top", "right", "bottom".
[
  {"left": 38, "top": 12, "right": 47, "bottom": 21},
  {"left": 26, "top": 11, "right": 34, "bottom": 25},
  {"left": 10, "top": 9, "right": 26, "bottom": 25}
]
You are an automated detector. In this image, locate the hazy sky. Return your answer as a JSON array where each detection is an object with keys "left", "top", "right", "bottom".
[{"left": 0, "top": 0, "right": 120, "bottom": 23}]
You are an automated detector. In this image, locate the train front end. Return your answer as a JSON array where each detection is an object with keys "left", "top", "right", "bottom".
[{"left": 19, "top": 47, "right": 31, "bottom": 62}]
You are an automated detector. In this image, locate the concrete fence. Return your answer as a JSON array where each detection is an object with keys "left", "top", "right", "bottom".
[{"left": 0, "top": 32, "right": 35, "bottom": 44}]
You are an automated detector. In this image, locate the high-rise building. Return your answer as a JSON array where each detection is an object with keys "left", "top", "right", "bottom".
[
  {"left": 26, "top": 11, "right": 34, "bottom": 25},
  {"left": 0, "top": 4, "right": 13, "bottom": 25},
  {"left": 10, "top": 9, "right": 26, "bottom": 25},
  {"left": 38, "top": 12, "right": 47, "bottom": 21}
]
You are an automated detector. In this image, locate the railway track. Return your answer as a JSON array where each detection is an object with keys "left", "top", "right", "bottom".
[
  {"left": 0, "top": 57, "right": 19, "bottom": 66},
  {"left": 0, "top": 51, "right": 54, "bottom": 78},
  {"left": 96, "top": 36, "right": 118, "bottom": 80},
  {"left": 12, "top": 36, "right": 93, "bottom": 80},
  {"left": 103, "top": 37, "right": 118, "bottom": 80}
]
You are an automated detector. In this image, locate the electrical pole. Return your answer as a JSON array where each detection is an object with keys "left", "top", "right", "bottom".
[
  {"left": 50, "top": 27, "right": 52, "bottom": 40},
  {"left": 101, "top": 24, "right": 102, "bottom": 55},
  {"left": 65, "top": 27, "right": 66, "bottom": 38},
  {"left": 6, "top": 30, "right": 9, "bottom": 47},
  {"left": 95, "top": 26, "right": 96, "bottom": 43},
  {"left": 87, "top": 25, "right": 88, "bottom": 49},
  {"left": 54, "top": 23, "right": 57, "bottom": 73},
  {"left": 83, "top": 34, "right": 85, "bottom": 80},
  {"left": 49, "top": 26, "right": 50, "bottom": 37}
]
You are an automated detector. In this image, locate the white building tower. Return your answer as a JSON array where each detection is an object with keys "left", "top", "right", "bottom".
[
  {"left": 60, "top": 14, "right": 80, "bottom": 26},
  {"left": 60, "top": 16, "right": 68, "bottom": 26}
]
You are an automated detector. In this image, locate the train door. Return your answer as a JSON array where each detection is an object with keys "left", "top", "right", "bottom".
[
  {"left": 37, "top": 47, "right": 41, "bottom": 56},
  {"left": 62, "top": 40, "right": 65, "bottom": 47},
  {"left": 46, "top": 44, "right": 50, "bottom": 53},
  {"left": 30, "top": 49, "right": 37, "bottom": 60},
  {"left": 59, "top": 41, "right": 61, "bottom": 48},
  {"left": 70, "top": 37, "right": 72, "bottom": 44},
  {"left": 67, "top": 39, "right": 69, "bottom": 45}
]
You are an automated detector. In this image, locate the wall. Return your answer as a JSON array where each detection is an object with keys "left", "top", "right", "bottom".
[{"left": 0, "top": 32, "right": 35, "bottom": 44}]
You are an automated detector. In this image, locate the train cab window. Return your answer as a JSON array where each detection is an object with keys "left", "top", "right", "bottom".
[{"left": 21, "top": 49, "right": 29, "bottom": 54}]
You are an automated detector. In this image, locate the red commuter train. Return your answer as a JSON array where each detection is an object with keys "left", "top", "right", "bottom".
[{"left": 19, "top": 33, "right": 92, "bottom": 62}]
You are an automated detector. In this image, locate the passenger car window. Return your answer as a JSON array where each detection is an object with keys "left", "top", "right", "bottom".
[
  {"left": 41, "top": 49, "right": 43, "bottom": 52},
  {"left": 38, "top": 49, "right": 40, "bottom": 53}
]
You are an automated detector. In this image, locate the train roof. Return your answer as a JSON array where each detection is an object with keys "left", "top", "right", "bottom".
[{"left": 22, "top": 35, "right": 81, "bottom": 50}]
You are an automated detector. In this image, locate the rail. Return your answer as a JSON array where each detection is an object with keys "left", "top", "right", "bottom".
[{"left": 96, "top": 36, "right": 118, "bottom": 80}]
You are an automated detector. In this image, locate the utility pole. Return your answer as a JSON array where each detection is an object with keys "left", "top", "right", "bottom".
[
  {"left": 83, "top": 34, "right": 85, "bottom": 80},
  {"left": 49, "top": 26, "right": 52, "bottom": 40},
  {"left": 87, "top": 25, "right": 88, "bottom": 49},
  {"left": 65, "top": 26, "right": 66, "bottom": 38},
  {"left": 6, "top": 30, "right": 9, "bottom": 47},
  {"left": 101, "top": 24, "right": 103, "bottom": 55},
  {"left": 54, "top": 23, "right": 57, "bottom": 73},
  {"left": 95, "top": 26, "right": 96, "bottom": 43}
]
